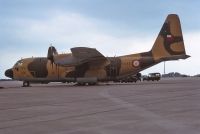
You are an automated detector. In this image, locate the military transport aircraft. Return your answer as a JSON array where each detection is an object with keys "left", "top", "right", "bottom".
[{"left": 5, "top": 14, "right": 190, "bottom": 86}]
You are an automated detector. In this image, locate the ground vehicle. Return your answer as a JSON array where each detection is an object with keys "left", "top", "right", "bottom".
[
  {"left": 143, "top": 73, "right": 161, "bottom": 81},
  {"left": 114, "top": 73, "right": 142, "bottom": 83},
  {"left": 120, "top": 76, "right": 139, "bottom": 83}
]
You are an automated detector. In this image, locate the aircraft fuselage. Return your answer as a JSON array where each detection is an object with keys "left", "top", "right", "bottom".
[{"left": 5, "top": 52, "right": 156, "bottom": 84}]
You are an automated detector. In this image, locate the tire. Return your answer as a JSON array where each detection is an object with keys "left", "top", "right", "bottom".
[{"left": 23, "top": 81, "right": 30, "bottom": 87}]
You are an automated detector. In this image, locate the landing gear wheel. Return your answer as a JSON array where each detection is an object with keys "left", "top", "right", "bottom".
[{"left": 23, "top": 81, "right": 30, "bottom": 87}]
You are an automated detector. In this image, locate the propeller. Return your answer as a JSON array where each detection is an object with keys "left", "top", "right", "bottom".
[{"left": 47, "top": 45, "right": 58, "bottom": 65}]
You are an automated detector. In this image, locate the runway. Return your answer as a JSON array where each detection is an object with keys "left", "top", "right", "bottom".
[{"left": 0, "top": 78, "right": 200, "bottom": 134}]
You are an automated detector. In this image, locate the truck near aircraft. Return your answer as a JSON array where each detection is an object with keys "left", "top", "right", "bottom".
[{"left": 143, "top": 73, "right": 161, "bottom": 81}]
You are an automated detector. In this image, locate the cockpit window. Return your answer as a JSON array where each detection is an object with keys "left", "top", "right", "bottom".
[{"left": 14, "top": 60, "right": 23, "bottom": 67}]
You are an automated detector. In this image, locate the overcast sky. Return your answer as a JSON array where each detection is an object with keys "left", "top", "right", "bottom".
[{"left": 1, "top": 0, "right": 200, "bottom": 78}]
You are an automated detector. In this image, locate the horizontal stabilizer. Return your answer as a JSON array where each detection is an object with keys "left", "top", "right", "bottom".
[{"left": 160, "top": 54, "right": 190, "bottom": 61}]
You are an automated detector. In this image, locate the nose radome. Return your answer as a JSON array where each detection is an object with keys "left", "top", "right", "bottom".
[{"left": 5, "top": 69, "right": 13, "bottom": 79}]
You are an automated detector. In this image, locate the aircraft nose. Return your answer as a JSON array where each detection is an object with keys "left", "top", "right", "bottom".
[{"left": 5, "top": 69, "right": 13, "bottom": 79}]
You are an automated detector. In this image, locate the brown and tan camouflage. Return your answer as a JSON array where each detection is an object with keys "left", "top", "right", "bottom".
[{"left": 5, "top": 14, "right": 190, "bottom": 86}]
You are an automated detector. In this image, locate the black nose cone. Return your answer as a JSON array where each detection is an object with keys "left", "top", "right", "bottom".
[{"left": 5, "top": 69, "right": 13, "bottom": 79}]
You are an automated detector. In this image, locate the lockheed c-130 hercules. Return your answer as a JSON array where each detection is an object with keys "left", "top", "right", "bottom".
[{"left": 5, "top": 14, "right": 190, "bottom": 86}]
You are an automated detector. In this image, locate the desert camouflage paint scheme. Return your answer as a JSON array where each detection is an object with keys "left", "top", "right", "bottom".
[{"left": 5, "top": 14, "right": 190, "bottom": 86}]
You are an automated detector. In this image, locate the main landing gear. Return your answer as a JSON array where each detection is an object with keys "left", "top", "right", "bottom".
[
  {"left": 23, "top": 81, "right": 30, "bottom": 87},
  {"left": 76, "top": 77, "right": 97, "bottom": 86}
]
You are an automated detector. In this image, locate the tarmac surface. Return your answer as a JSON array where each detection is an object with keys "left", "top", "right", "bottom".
[{"left": 0, "top": 77, "right": 200, "bottom": 134}]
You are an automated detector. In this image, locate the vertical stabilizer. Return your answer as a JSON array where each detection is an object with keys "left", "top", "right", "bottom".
[{"left": 151, "top": 14, "right": 190, "bottom": 61}]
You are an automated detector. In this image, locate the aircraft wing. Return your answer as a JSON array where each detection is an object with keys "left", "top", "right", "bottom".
[
  {"left": 71, "top": 47, "right": 110, "bottom": 66},
  {"left": 54, "top": 47, "right": 110, "bottom": 67}
]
